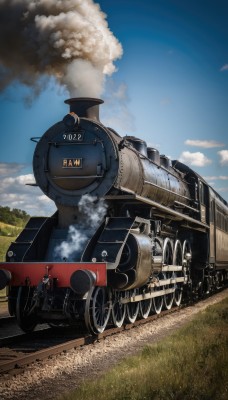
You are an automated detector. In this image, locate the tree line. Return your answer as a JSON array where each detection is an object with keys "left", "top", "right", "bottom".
[{"left": 0, "top": 206, "right": 30, "bottom": 227}]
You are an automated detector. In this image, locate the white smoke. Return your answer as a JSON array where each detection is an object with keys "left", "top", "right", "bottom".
[
  {"left": 0, "top": 0, "right": 123, "bottom": 97},
  {"left": 78, "top": 193, "right": 108, "bottom": 228},
  {"left": 54, "top": 225, "right": 88, "bottom": 261},
  {"left": 64, "top": 60, "right": 104, "bottom": 98},
  {"left": 54, "top": 194, "right": 108, "bottom": 261},
  {"left": 101, "top": 80, "right": 135, "bottom": 134}
]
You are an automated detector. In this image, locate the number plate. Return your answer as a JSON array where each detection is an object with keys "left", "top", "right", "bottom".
[
  {"left": 62, "top": 132, "right": 84, "bottom": 141},
  {"left": 62, "top": 158, "right": 82, "bottom": 168}
]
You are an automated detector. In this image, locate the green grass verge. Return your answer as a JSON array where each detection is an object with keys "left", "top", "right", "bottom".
[
  {"left": 0, "top": 235, "right": 15, "bottom": 299},
  {"left": 0, "top": 221, "right": 22, "bottom": 237},
  {"left": 0, "top": 235, "right": 15, "bottom": 262},
  {"left": 60, "top": 297, "right": 228, "bottom": 400}
]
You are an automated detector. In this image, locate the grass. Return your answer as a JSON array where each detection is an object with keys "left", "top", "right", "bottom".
[
  {"left": 0, "top": 288, "right": 6, "bottom": 299},
  {"left": 0, "top": 221, "right": 22, "bottom": 237},
  {"left": 0, "top": 235, "right": 16, "bottom": 262},
  {"left": 60, "top": 297, "right": 228, "bottom": 400},
  {"left": 0, "top": 235, "right": 16, "bottom": 300}
]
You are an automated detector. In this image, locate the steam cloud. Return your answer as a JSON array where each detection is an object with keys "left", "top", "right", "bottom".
[
  {"left": 0, "top": 0, "right": 123, "bottom": 97},
  {"left": 54, "top": 194, "right": 107, "bottom": 261}
]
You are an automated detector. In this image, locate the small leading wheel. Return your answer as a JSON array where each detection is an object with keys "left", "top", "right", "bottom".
[
  {"left": 85, "top": 286, "right": 111, "bottom": 334},
  {"left": 126, "top": 290, "right": 139, "bottom": 323},
  {"left": 139, "top": 289, "right": 152, "bottom": 319},
  {"left": 16, "top": 286, "right": 37, "bottom": 333},
  {"left": 163, "top": 239, "right": 174, "bottom": 310},
  {"left": 112, "top": 291, "right": 126, "bottom": 328},
  {"left": 173, "top": 240, "right": 183, "bottom": 306}
]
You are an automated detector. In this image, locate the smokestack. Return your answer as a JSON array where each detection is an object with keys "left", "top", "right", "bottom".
[{"left": 64, "top": 98, "right": 104, "bottom": 122}]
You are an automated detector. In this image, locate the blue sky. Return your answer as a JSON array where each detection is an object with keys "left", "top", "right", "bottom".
[{"left": 0, "top": 0, "right": 228, "bottom": 215}]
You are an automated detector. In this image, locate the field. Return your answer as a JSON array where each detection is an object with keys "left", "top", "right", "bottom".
[
  {"left": 61, "top": 297, "right": 228, "bottom": 400},
  {"left": 0, "top": 235, "right": 15, "bottom": 262},
  {"left": 0, "top": 221, "right": 22, "bottom": 238}
]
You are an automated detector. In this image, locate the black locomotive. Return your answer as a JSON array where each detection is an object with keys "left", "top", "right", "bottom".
[{"left": 0, "top": 97, "right": 228, "bottom": 333}]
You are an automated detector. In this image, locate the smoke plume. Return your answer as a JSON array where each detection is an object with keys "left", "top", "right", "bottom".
[
  {"left": 54, "top": 194, "right": 107, "bottom": 261},
  {"left": 0, "top": 0, "right": 123, "bottom": 97}
]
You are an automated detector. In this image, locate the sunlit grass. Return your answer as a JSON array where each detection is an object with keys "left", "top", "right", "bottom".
[
  {"left": 60, "top": 297, "right": 228, "bottom": 400},
  {"left": 0, "top": 221, "right": 22, "bottom": 237},
  {"left": 0, "top": 235, "right": 15, "bottom": 302},
  {"left": 0, "top": 235, "right": 15, "bottom": 262}
]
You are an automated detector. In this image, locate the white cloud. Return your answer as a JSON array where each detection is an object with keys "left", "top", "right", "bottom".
[
  {"left": 0, "top": 165, "right": 55, "bottom": 216},
  {"left": 185, "top": 139, "right": 225, "bottom": 148},
  {"left": 2, "top": 174, "right": 35, "bottom": 187},
  {"left": 218, "top": 150, "right": 228, "bottom": 166},
  {"left": 179, "top": 151, "right": 212, "bottom": 167},
  {"left": 220, "top": 64, "right": 228, "bottom": 72},
  {"left": 203, "top": 176, "right": 228, "bottom": 181},
  {"left": 0, "top": 162, "right": 27, "bottom": 176}
]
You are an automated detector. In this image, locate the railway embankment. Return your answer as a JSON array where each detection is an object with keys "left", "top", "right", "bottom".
[{"left": 59, "top": 294, "right": 228, "bottom": 400}]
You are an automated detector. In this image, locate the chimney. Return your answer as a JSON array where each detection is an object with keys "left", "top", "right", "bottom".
[{"left": 64, "top": 97, "right": 103, "bottom": 122}]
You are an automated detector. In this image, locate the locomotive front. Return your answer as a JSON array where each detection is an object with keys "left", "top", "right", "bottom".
[{"left": 33, "top": 98, "right": 119, "bottom": 209}]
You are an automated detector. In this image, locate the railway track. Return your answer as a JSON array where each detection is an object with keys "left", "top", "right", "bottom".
[
  {"left": 0, "top": 305, "right": 182, "bottom": 376},
  {"left": 0, "top": 287, "right": 227, "bottom": 377}
]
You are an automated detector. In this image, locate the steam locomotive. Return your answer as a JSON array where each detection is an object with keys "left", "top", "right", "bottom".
[{"left": 0, "top": 98, "right": 228, "bottom": 334}]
